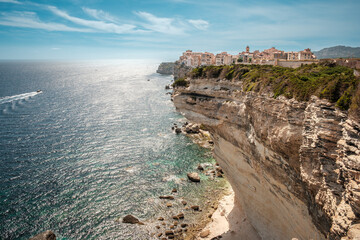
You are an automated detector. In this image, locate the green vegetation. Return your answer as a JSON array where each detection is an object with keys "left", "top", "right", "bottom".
[
  {"left": 172, "top": 77, "right": 189, "bottom": 87},
  {"left": 189, "top": 62, "right": 360, "bottom": 114}
]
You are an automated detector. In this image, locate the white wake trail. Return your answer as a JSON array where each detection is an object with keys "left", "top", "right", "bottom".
[{"left": 0, "top": 91, "right": 41, "bottom": 105}]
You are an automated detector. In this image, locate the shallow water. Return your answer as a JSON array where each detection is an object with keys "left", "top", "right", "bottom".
[{"left": 0, "top": 60, "right": 225, "bottom": 239}]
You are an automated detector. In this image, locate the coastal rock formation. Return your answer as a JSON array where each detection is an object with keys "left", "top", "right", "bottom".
[{"left": 172, "top": 74, "right": 360, "bottom": 239}]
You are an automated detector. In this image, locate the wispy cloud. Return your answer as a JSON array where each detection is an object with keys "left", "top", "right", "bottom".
[
  {"left": 48, "top": 6, "right": 136, "bottom": 34},
  {"left": 82, "top": 7, "right": 119, "bottom": 23},
  {"left": 135, "top": 11, "right": 185, "bottom": 35},
  {"left": 0, "top": 11, "right": 93, "bottom": 32},
  {"left": 0, "top": 0, "right": 21, "bottom": 4},
  {"left": 188, "top": 19, "right": 209, "bottom": 30}
]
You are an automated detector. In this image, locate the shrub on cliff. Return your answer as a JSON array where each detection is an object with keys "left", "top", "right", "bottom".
[
  {"left": 172, "top": 78, "right": 189, "bottom": 87},
  {"left": 188, "top": 63, "right": 360, "bottom": 112}
]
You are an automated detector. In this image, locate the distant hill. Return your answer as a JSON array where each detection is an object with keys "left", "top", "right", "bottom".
[{"left": 313, "top": 45, "right": 360, "bottom": 59}]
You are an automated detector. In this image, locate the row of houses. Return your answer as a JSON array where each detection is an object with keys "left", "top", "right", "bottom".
[{"left": 179, "top": 46, "right": 316, "bottom": 67}]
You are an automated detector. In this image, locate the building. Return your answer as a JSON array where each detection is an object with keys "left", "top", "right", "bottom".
[
  {"left": 286, "top": 51, "right": 299, "bottom": 60},
  {"left": 298, "top": 48, "right": 313, "bottom": 60},
  {"left": 180, "top": 50, "right": 215, "bottom": 67},
  {"left": 201, "top": 52, "right": 216, "bottom": 66},
  {"left": 215, "top": 52, "right": 233, "bottom": 65}
]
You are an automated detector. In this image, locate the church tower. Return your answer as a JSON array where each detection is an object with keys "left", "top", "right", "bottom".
[{"left": 246, "top": 45, "right": 250, "bottom": 53}]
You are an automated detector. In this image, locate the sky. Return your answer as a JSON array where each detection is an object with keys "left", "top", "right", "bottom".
[{"left": 0, "top": 0, "right": 359, "bottom": 60}]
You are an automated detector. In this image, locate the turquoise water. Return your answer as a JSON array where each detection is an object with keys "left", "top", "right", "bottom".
[{"left": 0, "top": 60, "right": 223, "bottom": 239}]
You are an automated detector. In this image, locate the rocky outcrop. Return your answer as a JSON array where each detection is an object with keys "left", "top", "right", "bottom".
[
  {"left": 157, "top": 62, "right": 175, "bottom": 75},
  {"left": 173, "top": 61, "right": 192, "bottom": 80},
  {"left": 172, "top": 76, "right": 360, "bottom": 239}
]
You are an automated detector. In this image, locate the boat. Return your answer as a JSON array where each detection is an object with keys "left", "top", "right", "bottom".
[{"left": 37, "top": 90, "right": 42, "bottom": 93}]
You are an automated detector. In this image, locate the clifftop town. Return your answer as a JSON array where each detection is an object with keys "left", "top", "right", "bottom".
[{"left": 179, "top": 46, "right": 317, "bottom": 68}]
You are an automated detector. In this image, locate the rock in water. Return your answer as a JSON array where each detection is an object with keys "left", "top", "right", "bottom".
[
  {"left": 29, "top": 230, "right": 56, "bottom": 240},
  {"left": 159, "top": 195, "right": 175, "bottom": 200},
  {"left": 187, "top": 172, "right": 200, "bottom": 182},
  {"left": 191, "top": 205, "right": 200, "bottom": 211},
  {"left": 123, "top": 215, "right": 140, "bottom": 224}
]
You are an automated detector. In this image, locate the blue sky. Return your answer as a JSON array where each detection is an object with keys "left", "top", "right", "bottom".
[{"left": 0, "top": 0, "right": 359, "bottom": 60}]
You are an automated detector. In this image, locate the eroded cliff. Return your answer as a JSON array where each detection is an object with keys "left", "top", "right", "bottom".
[{"left": 172, "top": 65, "right": 360, "bottom": 240}]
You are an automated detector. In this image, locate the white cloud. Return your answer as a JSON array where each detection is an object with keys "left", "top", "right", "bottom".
[
  {"left": 48, "top": 6, "right": 136, "bottom": 34},
  {"left": 0, "top": 0, "right": 21, "bottom": 4},
  {"left": 188, "top": 19, "right": 209, "bottom": 30},
  {"left": 0, "top": 11, "right": 93, "bottom": 32},
  {"left": 82, "top": 7, "right": 119, "bottom": 23},
  {"left": 135, "top": 11, "right": 185, "bottom": 35}
]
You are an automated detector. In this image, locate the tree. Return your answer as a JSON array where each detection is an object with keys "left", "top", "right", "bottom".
[{"left": 237, "top": 57, "right": 243, "bottom": 63}]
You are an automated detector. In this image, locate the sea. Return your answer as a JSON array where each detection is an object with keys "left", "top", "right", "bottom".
[{"left": 0, "top": 60, "right": 226, "bottom": 240}]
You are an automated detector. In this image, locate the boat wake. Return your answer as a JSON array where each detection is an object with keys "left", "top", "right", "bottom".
[{"left": 0, "top": 91, "right": 41, "bottom": 105}]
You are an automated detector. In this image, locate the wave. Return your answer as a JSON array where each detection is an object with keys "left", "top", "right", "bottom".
[{"left": 0, "top": 91, "right": 41, "bottom": 105}]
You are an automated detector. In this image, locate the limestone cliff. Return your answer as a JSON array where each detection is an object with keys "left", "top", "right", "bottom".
[
  {"left": 157, "top": 62, "right": 175, "bottom": 75},
  {"left": 172, "top": 65, "right": 360, "bottom": 239}
]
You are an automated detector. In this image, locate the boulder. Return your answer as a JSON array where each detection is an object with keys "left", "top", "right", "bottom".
[
  {"left": 181, "top": 223, "right": 188, "bottom": 228},
  {"left": 215, "top": 166, "right": 224, "bottom": 174},
  {"left": 29, "top": 231, "right": 56, "bottom": 240},
  {"left": 122, "top": 215, "right": 140, "bottom": 224},
  {"left": 159, "top": 195, "right": 174, "bottom": 200},
  {"left": 181, "top": 200, "right": 187, "bottom": 205},
  {"left": 197, "top": 164, "right": 204, "bottom": 171},
  {"left": 165, "top": 230, "right": 174, "bottom": 236},
  {"left": 172, "top": 213, "right": 184, "bottom": 219},
  {"left": 187, "top": 172, "right": 200, "bottom": 182},
  {"left": 191, "top": 205, "right": 200, "bottom": 211},
  {"left": 200, "top": 229, "right": 210, "bottom": 238}
]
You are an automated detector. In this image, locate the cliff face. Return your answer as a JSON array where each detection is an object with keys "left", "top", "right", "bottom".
[
  {"left": 173, "top": 61, "right": 192, "bottom": 80},
  {"left": 173, "top": 77, "right": 360, "bottom": 239},
  {"left": 156, "top": 62, "right": 175, "bottom": 75}
]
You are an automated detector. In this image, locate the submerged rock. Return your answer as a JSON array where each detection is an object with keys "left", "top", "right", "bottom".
[
  {"left": 29, "top": 230, "right": 56, "bottom": 240},
  {"left": 187, "top": 172, "right": 200, "bottom": 182}
]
